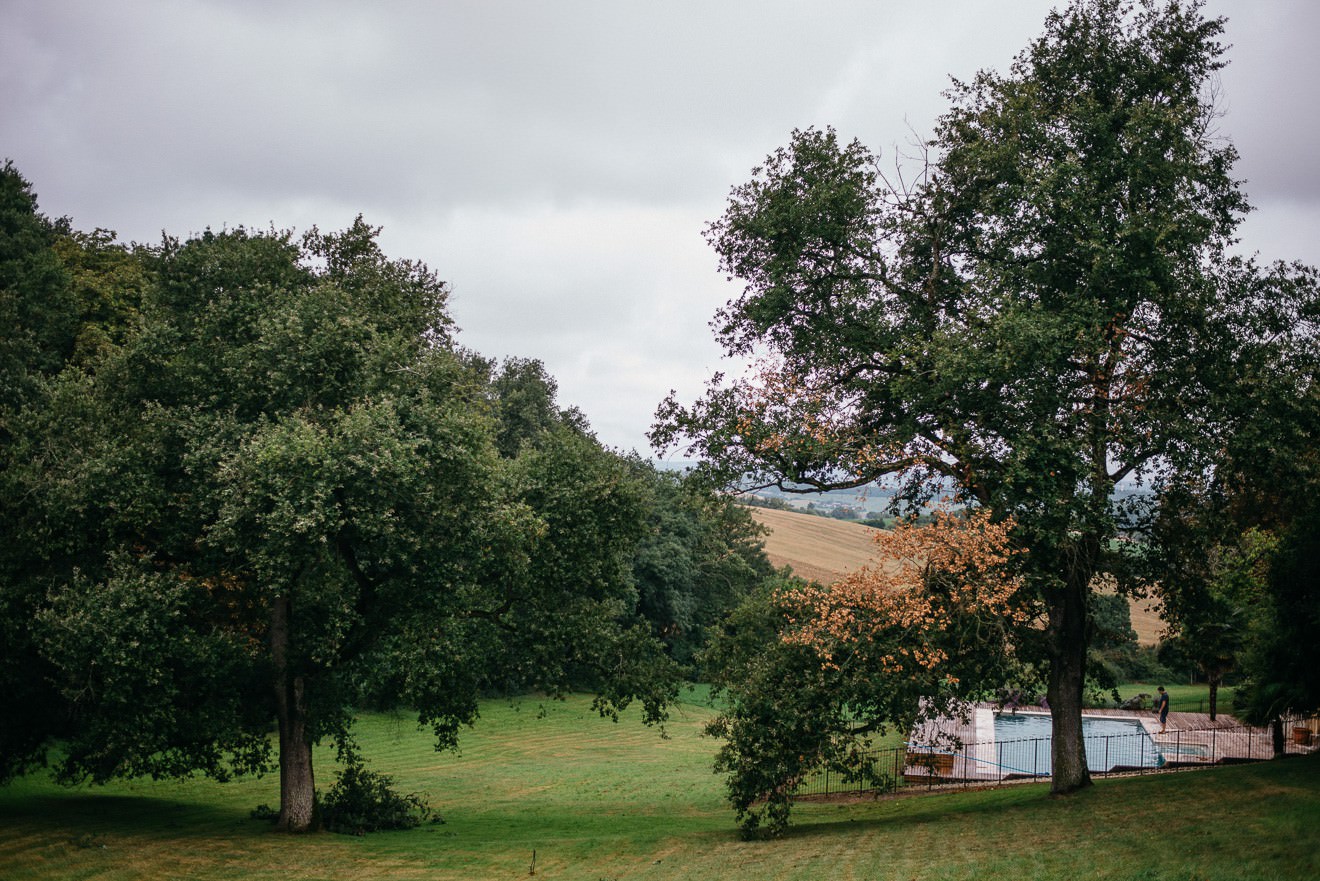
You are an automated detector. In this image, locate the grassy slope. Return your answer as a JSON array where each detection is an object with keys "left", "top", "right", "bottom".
[
  {"left": 1, "top": 693, "right": 1315, "bottom": 881},
  {"left": 751, "top": 505, "right": 1165, "bottom": 645}
]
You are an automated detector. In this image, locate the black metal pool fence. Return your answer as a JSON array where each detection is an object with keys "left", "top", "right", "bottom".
[{"left": 792, "top": 714, "right": 1315, "bottom": 799}]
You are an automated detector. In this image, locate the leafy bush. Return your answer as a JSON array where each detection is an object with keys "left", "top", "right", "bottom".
[
  {"left": 1091, "top": 643, "right": 1174, "bottom": 685},
  {"left": 320, "top": 746, "right": 440, "bottom": 835}
]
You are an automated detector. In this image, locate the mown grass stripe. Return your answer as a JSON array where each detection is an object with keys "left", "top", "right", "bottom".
[{"left": 0, "top": 694, "right": 1316, "bottom": 880}]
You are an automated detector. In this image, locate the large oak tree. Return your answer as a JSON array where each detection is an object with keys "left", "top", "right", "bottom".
[
  {"left": 10, "top": 219, "right": 675, "bottom": 831},
  {"left": 655, "top": 0, "right": 1318, "bottom": 795}
]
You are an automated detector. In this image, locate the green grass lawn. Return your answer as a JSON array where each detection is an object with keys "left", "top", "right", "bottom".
[
  {"left": 1, "top": 690, "right": 1316, "bottom": 880},
  {"left": 1099, "top": 682, "right": 1238, "bottom": 714}
]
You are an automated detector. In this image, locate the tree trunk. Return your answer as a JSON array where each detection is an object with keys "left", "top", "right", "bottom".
[
  {"left": 1208, "top": 677, "right": 1219, "bottom": 721},
  {"left": 271, "top": 596, "right": 318, "bottom": 833},
  {"left": 1046, "top": 566, "right": 1093, "bottom": 795},
  {"left": 1271, "top": 718, "right": 1285, "bottom": 758}
]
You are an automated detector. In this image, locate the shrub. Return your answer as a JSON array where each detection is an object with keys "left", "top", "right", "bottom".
[{"left": 320, "top": 746, "right": 440, "bottom": 835}]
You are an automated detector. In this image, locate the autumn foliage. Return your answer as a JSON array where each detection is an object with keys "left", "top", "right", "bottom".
[
  {"left": 703, "top": 510, "right": 1028, "bottom": 837},
  {"left": 781, "top": 510, "right": 1027, "bottom": 677}
]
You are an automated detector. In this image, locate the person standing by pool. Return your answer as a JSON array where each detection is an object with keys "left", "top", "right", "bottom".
[{"left": 1155, "top": 686, "right": 1170, "bottom": 733}]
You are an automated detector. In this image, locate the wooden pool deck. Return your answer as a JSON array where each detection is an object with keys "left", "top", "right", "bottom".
[{"left": 904, "top": 703, "right": 1310, "bottom": 782}]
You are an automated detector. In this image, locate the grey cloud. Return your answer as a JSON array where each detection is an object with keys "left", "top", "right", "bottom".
[
  {"left": 1206, "top": 1, "right": 1320, "bottom": 206},
  {"left": 3, "top": 0, "right": 1316, "bottom": 450}
]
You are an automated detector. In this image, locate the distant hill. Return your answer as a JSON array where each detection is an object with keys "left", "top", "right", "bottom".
[{"left": 750, "top": 505, "right": 1162, "bottom": 645}]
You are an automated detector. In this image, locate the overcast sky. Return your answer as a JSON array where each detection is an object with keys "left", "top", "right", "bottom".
[{"left": 5, "top": 1, "right": 1318, "bottom": 454}]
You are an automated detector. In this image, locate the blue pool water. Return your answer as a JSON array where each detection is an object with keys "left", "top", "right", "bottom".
[{"left": 992, "top": 712, "right": 1164, "bottom": 775}]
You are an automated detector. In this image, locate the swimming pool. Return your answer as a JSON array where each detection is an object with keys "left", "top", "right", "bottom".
[
  {"left": 1159, "top": 742, "right": 1211, "bottom": 760},
  {"left": 990, "top": 711, "right": 1164, "bottom": 775}
]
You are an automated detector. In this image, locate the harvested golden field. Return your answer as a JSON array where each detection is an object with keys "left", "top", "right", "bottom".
[
  {"left": 750, "top": 505, "right": 1163, "bottom": 645},
  {"left": 749, "top": 506, "right": 881, "bottom": 585},
  {"left": 1127, "top": 593, "right": 1164, "bottom": 646}
]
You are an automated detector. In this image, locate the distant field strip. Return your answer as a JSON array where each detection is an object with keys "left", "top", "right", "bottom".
[
  {"left": 748, "top": 507, "right": 880, "bottom": 585},
  {"left": 750, "top": 505, "right": 1163, "bottom": 644}
]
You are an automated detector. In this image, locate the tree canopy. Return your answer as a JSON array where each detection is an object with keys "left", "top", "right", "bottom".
[
  {"left": 655, "top": 0, "right": 1319, "bottom": 803},
  {"left": 0, "top": 163, "right": 149, "bottom": 781},
  {"left": 1, "top": 208, "right": 728, "bottom": 831},
  {"left": 704, "top": 512, "right": 1025, "bottom": 835}
]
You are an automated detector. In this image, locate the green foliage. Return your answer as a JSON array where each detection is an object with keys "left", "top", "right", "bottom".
[
  {"left": 631, "top": 465, "right": 772, "bottom": 670},
  {"left": 1090, "top": 592, "right": 1137, "bottom": 652},
  {"left": 319, "top": 743, "right": 439, "bottom": 835},
  {"left": 1154, "top": 377, "right": 1320, "bottom": 725},
  {"left": 1147, "top": 410, "right": 1318, "bottom": 723},
  {"left": 478, "top": 354, "right": 773, "bottom": 678},
  {"left": 0, "top": 198, "right": 680, "bottom": 830},
  {"left": 50, "top": 225, "right": 147, "bottom": 368},
  {"left": 700, "top": 581, "right": 881, "bottom": 838},
  {"left": 1098, "top": 644, "right": 1172, "bottom": 685},
  {"left": 0, "top": 160, "right": 77, "bottom": 414},
  {"left": 0, "top": 162, "right": 70, "bottom": 778},
  {"left": 737, "top": 493, "right": 792, "bottom": 512},
  {"left": 701, "top": 564, "right": 1017, "bottom": 838},
  {"left": 1156, "top": 525, "right": 1277, "bottom": 712},
  {"left": 0, "top": 162, "right": 145, "bottom": 783},
  {"left": 481, "top": 423, "right": 682, "bottom": 721},
  {"left": 36, "top": 559, "right": 271, "bottom": 784},
  {"left": 1085, "top": 591, "right": 1170, "bottom": 685},
  {"left": 1236, "top": 503, "right": 1320, "bottom": 723},
  {"left": 655, "top": 0, "right": 1320, "bottom": 807},
  {"left": 484, "top": 356, "right": 590, "bottom": 457},
  {"left": 9, "top": 221, "right": 517, "bottom": 825}
]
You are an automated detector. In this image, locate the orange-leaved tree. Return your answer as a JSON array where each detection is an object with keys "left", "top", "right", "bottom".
[
  {"left": 783, "top": 511, "right": 1026, "bottom": 676},
  {"left": 702, "top": 511, "right": 1030, "bottom": 837}
]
